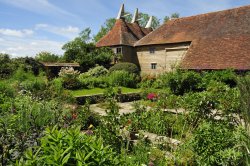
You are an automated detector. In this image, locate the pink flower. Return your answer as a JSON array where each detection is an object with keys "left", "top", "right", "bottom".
[{"left": 147, "top": 93, "right": 157, "bottom": 100}]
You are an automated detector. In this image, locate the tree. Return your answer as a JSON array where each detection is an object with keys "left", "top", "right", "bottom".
[
  {"left": 138, "top": 13, "right": 160, "bottom": 29},
  {"left": 62, "top": 28, "right": 114, "bottom": 71},
  {"left": 62, "top": 28, "right": 94, "bottom": 63},
  {"left": 164, "top": 13, "right": 180, "bottom": 23},
  {"left": 35, "top": 51, "right": 60, "bottom": 62},
  {"left": 0, "top": 53, "right": 15, "bottom": 78}
]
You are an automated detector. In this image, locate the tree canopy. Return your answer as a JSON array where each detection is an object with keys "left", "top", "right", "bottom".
[{"left": 62, "top": 28, "right": 114, "bottom": 71}]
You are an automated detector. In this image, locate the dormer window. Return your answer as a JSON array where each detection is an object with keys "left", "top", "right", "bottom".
[{"left": 149, "top": 47, "right": 155, "bottom": 54}]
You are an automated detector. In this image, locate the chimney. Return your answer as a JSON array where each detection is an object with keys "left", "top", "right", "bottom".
[
  {"left": 145, "top": 16, "right": 153, "bottom": 28},
  {"left": 131, "top": 8, "right": 139, "bottom": 23},
  {"left": 116, "top": 4, "right": 125, "bottom": 19}
]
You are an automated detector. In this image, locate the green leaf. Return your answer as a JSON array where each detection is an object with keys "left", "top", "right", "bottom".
[
  {"left": 84, "top": 150, "right": 94, "bottom": 161},
  {"left": 62, "top": 152, "right": 71, "bottom": 165}
]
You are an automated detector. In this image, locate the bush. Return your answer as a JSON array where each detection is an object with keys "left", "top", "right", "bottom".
[
  {"left": 12, "top": 57, "right": 44, "bottom": 76},
  {"left": 58, "top": 67, "right": 81, "bottom": 90},
  {"left": 85, "top": 65, "right": 108, "bottom": 77},
  {"left": 108, "top": 71, "right": 138, "bottom": 88},
  {"left": 18, "top": 126, "right": 123, "bottom": 165},
  {"left": 109, "top": 62, "right": 140, "bottom": 75},
  {"left": 162, "top": 70, "right": 203, "bottom": 95},
  {"left": 78, "top": 76, "right": 108, "bottom": 89},
  {"left": 202, "top": 70, "right": 237, "bottom": 88},
  {"left": 12, "top": 67, "right": 36, "bottom": 82},
  {"left": 191, "top": 121, "right": 243, "bottom": 165},
  {"left": 0, "top": 53, "right": 15, "bottom": 79}
]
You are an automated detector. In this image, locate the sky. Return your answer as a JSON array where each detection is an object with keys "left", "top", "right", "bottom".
[{"left": 0, "top": 0, "right": 249, "bottom": 57}]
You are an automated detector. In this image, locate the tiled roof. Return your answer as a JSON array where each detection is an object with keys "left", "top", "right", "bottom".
[
  {"left": 96, "top": 19, "right": 152, "bottom": 47},
  {"left": 135, "top": 5, "right": 250, "bottom": 70}
]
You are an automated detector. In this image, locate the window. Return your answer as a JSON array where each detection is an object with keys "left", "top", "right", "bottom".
[
  {"left": 116, "top": 47, "right": 122, "bottom": 54},
  {"left": 149, "top": 47, "right": 155, "bottom": 54},
  {"left": 151, "top": 63, "right": 157, "bottom": 69}
]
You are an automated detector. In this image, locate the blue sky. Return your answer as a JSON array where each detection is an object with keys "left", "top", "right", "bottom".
[{"left": 0, "top": 0, "right": 249, "bottom": 57}]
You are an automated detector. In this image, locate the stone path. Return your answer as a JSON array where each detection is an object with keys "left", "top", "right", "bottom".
[{"left": 90, "top": 102, "right": 185, "bottom": 116}]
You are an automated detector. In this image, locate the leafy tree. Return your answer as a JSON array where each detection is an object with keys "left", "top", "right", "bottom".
[
  {"left": 94, "top": 18, "right": 116, "bottom": 42},
  {"left": 0, "top": 53, "right": 15, "bottom": 79},
  {"left": 138, "top": 13, "right": 160, "bottom": 29},
  {"left": 62, "top": 28, "right": 114, "bottom": 71},
  {"left": 35, "top": 51, "right": 60, "bottom": 62},
  {"left": 164, "top": 13, "right": 180, "bottom": 23}
]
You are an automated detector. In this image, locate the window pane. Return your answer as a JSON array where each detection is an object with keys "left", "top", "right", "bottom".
[{"left": 149, "top": 47, "right": 155, "bottom": 54}]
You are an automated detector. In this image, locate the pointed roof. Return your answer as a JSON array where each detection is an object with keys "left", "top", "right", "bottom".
[
  {"left": 135, "top": 5, "right": 250, "bottom": 70},
  {"left": 96, "top": 19, "right": 152, "bottom": 47},
  {"left": 131, "top": 8, "right": 139, "bottom": 23}
]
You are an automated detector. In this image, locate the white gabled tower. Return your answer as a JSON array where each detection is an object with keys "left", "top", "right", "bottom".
[
  {"left": 116, "top": 4, "right": 125, "bottom": 19},
  {"left": 145, "top": 16, "right": 153, "bottom": 28},
  {"left": 131, "top": 8, "right": 139, "bottom": 23}
]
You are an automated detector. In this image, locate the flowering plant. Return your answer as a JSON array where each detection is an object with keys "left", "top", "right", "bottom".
[{"left": 147, "top": 93, "right": 157, "bottom": 101}]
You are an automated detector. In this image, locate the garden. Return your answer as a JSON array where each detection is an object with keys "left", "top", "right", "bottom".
[{"left": 1, "top": 52, "right": 250, "bottom": 166}]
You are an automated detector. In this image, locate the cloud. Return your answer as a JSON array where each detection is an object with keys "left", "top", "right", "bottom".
[
  {"left": 0, "top": 28, "right": 33, "bottom": 37},
  {"left": 0, "top": 0, "right": 79, "bottom": 19},
  {"left": 35, "top": 24, "right": 80, "bottom": 39},
  {"left": 0, "top": 36, "right": 64, "bottom": 57}
]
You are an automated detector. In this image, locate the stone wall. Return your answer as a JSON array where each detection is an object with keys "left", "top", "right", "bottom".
[
  {"left": 136, "top": 43, "right": 190, "bottom": 75},
  {"left": 111, "top": 45, "right": 140, "bottom": 67}
]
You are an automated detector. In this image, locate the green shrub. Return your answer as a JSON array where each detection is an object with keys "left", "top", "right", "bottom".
[
  {"left": 202, "top": 70, "right": 237, "bottom": 88},
  {"left": 0, "top": 94, "right": 66, "bottom": 164},
  {"left": 191, "top": 121, "right": 243, "bottom": 165},
  {"left": 162, "top": 70, "right": 203, "bottom": 95},
  {"left": 0, "top": 53, "right": 15, "bottom": 79},
  {"left": 85, "top": 65, "right": 108, "bottom": 77},
  {"left": 12, "top": 67, "right": 36, "bottom": 82},
  {"left": 108, "top": 70, "right": 138, "bottom": 88},
  {"left": 109, "top": 62, "right": 140, "bottom": 75},
  {"left": 20, "top": 79, "right": 47, "bottom": 93},
  {"left": 59, "top": 67, "right": 81, "bottom": 90},
  {"left": 78, "top": 75, "right": 108, "bottom": 89},
  {"left": 12, "top": 57, "right": 44, "bottom": 76},
  {"left": 18, "top": 126, "right": 123, "bottom": 165}
]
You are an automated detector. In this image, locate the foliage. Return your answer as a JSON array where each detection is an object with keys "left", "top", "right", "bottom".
[
  {"left": 78, "top": 75, "right": 108, "bottom": 89},
  {"left": 94, "top": 18, "right": 116, "bottom": 42},
  {"left": 138, "top": 13, "right": 160, "bottom": 29},
  {"left": 161, "top": 70, "right": 203, "bottom": 95},
  {"left": 12, "top": 57, "right": 44, "bottom": 76},
  {"left": 0, "top": 95, "right": 64, "bottom": 164},
  {"left": 237, "top": 75, "right": 250, "bottom": 164},
  {"left": 190, "top": 121, "right": 243, "bottom": 166},
  {"left": 202, "top": 70, "right": 237, "bottom": 88},
  {"left": 62, "top": 28, "right": 113, "bottom": 71},
  {"left": 109, "top": 62, "right": 140, "bottom": 75},
  {"left": 96, "top": 88, "right": 123, "bottom": 152},
  {"left": 58, "top": 67, "right": 81, "bottom": 90},
  {"left": 0, "top": 53, "right": 15, "bottom": 79},
  {"left": 35, "top": 51, "right": 60, "bottom": 62},
  {"left": 85, "top": 65, "right": 108, "bottom": 77},
  {"left": 164, "top": 13, "right": 180, "bottom": 22},
  {"left": 18, "top": 126, "right": 122, "bottom": 165},
  {"left": 108, "top": 70, "right": 138, "bottom": 88}
]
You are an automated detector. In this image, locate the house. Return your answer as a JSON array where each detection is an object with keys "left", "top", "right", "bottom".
[
  {"left": 97, "top": 4, "right": 250, "bottom": 74},
  {"left": 96, "top": 4, "right": 153, "bottom": 65}
]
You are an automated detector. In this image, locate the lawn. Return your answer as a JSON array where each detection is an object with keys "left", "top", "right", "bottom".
[{"left": 70, "top": 87, "right": 141, "bottom": 97}]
